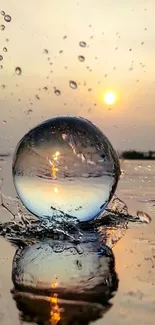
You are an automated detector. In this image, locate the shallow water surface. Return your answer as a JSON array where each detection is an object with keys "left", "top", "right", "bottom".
[{"left": 0, "top": 159, "right": 154, "bottom": 325}]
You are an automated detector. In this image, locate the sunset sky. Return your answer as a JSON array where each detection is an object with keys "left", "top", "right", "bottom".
[{"left": 0, "top": 0, "right": 155, "bottom": 153}]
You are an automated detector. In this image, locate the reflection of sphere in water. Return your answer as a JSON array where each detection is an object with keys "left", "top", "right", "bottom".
[
  {"left": 12, "top": 237, "right": 118, "bottom": 324},
  {"left": 12, "top": 291, "right": 108, "bottom": 325},
  {"left": 12, "top": 238, "right": 118, "bottom": 304},
  {"left": 12, "top": 116, "right": 120, "bottom": 222}
]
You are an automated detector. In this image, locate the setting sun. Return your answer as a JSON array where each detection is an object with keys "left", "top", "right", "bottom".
[{"left": 104, "top": 91, "right": 116, "bottom": 105}]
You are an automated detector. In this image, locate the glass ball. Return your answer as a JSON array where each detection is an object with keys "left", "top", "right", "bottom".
[{"left": 12, "top": 116, "right": 120, "bottom": 222}]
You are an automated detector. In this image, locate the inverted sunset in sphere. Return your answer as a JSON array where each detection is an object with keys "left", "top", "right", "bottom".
[{"left": 12, "top": 116, "right": 120, "bottom": 222}]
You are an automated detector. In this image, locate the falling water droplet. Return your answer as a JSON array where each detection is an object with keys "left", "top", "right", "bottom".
[
  {"left": 0, "top": 55, "right": 3, "bottom": 61},
  {"left": 78, "top": 55, "right": 85, "bottom": 62},
  {"left": 4, "top": 14, "right": 11, "bottom": 22},
  {"left": 79, "top": 41, "right": 87, "bottom": 48},
  {"left": 12, "top": 116, "right": 120, "bottom": 222},
  {"left": 54, "top": 89, "right": 61, "bottom": 96},
  {"left": 0, "top": 25, "right": 5, "bottom": 31},
  {"left": 15, "top": 67, "right": 22, "bottom": 75},
  {"left": 3, "top": 47, "right": 7, "bottom": 52},
  {"left": 69, "top": 80, "right": 77, "bottom": 89},
  {"left": 1, "top": 11, "right": 5, "bottom": 16}
]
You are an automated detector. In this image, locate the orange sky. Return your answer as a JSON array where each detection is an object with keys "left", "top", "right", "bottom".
[{"left": 0, "top": 0, "right": 155, "bottom": 152}]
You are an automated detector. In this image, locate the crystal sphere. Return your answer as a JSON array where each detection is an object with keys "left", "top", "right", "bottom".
[{"left": 12, "top": 116, "right": 120, "bottom": 222}]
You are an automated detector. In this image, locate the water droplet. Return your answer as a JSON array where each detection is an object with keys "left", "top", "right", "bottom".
[
  {"left": 0, "top": 65, "right": 3, "bottom": 69},
  {"left": 79, "top": 41, "right": 87, "bottom": 48},
  {"left": 6, "top": 38, "right": 9, "bottom": 42},
  {"left": 3, "top": 120, "right": 6, "bottom": 124},
  {"left": 11, "top": 237, "right": 118, "bottom": 316},
  {"left": 1, "top": 84, "right": 6, "bottom": 89},
  {"left": 141, "top": 42, "right": 144, "bottom": 45},
  {"left": 27, "top": 109, "right": 33, "bottom": 115},
  {"left": 0, "top": 25, "right": 5, "bottom": 31},
  {"left": 12, "top": 116, "right": 120, "bottom": 222},
  {"left": 1, "top": 11, "right": 5, "bottom": 16},
  {"left": 35, "top": 94, "right": 40, "bottom": 100},
  {"left": 3, "top": 47, "right": 7, "bottom": 52},
  {"left": 63, "top": 35, "right": 67, "bottom": 39},
  {"left": 0, "top": 55, "right": 3, "bottom": 61},
  {"left": 129, "top": 48, "right": 132, "bottom": 51},
  {"left": 59, "top": 50, "right": 63, "bottom": 54},
  {"left": 78, "top": 55, "right": 85, "bottom": 62},
  {"left": 44, "top": 49, "right": 48, "bottom": 54},
  {"left": 4, "top": 14, "right": 11, "bottom": 22},
  {"left": 54, "top": 89, "right": 61, "bottom": 96},
  {"left": 15, "top": 67, "right": 22, "bottom": 75},
  {"left": 69, "top": 80, "right": 77, "bottom": 89}
]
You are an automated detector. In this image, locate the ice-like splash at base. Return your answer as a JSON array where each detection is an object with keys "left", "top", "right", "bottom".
[{"left": 0, "top": 192, "right": 151, "bottom": 247}]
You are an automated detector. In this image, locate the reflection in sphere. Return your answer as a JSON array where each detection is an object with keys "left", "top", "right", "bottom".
[{"left": 12, "top": 116, "right": 120, "bottom": 222}]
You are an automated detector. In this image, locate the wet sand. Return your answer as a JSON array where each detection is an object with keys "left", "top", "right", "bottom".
[{"left": 0, "top": 160, "right": 155, "bottom": 325}]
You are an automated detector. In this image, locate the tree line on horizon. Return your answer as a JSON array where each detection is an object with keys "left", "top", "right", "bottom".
[{"left": 119, "top": 150, "right": 155, "bottom": 160}]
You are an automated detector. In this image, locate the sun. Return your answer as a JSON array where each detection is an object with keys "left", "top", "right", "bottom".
[{"left": 104, "top": 91, "right": 116, "bottom": 105}]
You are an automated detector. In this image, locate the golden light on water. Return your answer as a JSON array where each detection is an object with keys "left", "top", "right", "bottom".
[
  {"left": 104, "top": 91, "right": 116, "bottom": 105},
  {"left": 53, "top": 151, "right": 60, "bottom": 161},
  {"left": 48, "top": 151, "right": 60, "bottom": 179},
  {"left": 48, "top": 293, "right": 61, "bottom": 325}
]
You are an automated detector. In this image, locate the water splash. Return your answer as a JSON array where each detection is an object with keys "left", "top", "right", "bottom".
[
  {"left": 78, "top": 55, "right": 85, "bottom": 62},
  {"left": 69, "top": 80, "right": 77, "bottom": 89},
  {"left": 79, "top": 41, "right": 87, "bottom": 48},
  {"left": 0, "top": 191, "right": 151, "bottom": 247},
  {"left": 15, "top": 67, "right": 22, "bottom": 75},
  {"left": 54, "top": 89, "right": 61, "bottom": 96},
  {"left": 0, "top": 24, "right": 5, "bottom": 31},
  {"left": 4, "top": 14, "right": 11, "bottom": 22}
]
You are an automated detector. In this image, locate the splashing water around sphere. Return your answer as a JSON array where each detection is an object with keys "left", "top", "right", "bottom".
[
  {"left": 0, "top": 24, "right": 5, "bottom": 31},
  {"left": 4, "top": 14, "right": 11, "bottom": 22},
  {"left": 12, "top": 116, "right": 120, "bottom": 222}
]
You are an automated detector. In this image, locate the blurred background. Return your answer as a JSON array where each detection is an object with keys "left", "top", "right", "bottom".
[{"left": 0, "top": 0, "right": 155, "bottom": 155}]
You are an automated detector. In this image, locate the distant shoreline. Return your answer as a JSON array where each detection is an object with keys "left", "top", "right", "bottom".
[
  {"left": 119, "top": 157, "right": 155, "bottom": 160},
  {"left": 119, "top": 150, "right": 155, "bottom": 160}
]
